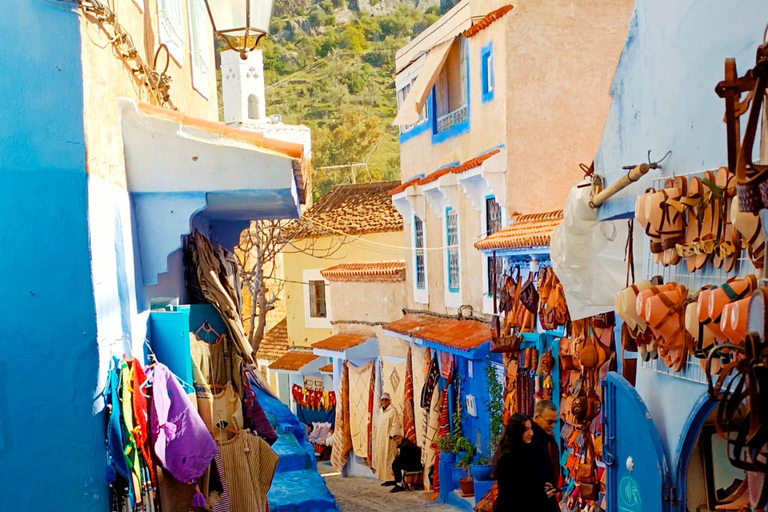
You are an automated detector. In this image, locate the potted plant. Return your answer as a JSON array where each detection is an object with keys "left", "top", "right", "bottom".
[
  {"left": 452, "top": 437, "right": 475, "bottom": 488},
  {"left": 470, "top": 454, "right": 493, "bottom": 482},
  {"left": 436, "top": 434, "right": 457, "bottom": 467}
]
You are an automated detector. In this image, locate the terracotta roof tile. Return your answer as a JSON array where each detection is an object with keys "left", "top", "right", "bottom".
[
  {"left": 320, "top": 261, "right": 406, "bottom": 282},
  {"left": 418, "top": 149, "right": 502, "bottom": 187},
  {"left": 295, "top": 181, "right": 403, "bottom": 239},
  {"left": 257, "top": 318, "right": 289, "bottom": 361},
  {"left": 474, "top": 210, "right": 563, "bottom": 251},
  {"left": 383, "top": 314, "right": 490, "bottom": 352},
  {"left": 319, "top": 363, "right": 333, "bottom": 374},
  {"left": 388, "top": 175, "right": 423, "bottom": 196},
  {"left": 464, "top": 5, "right": 514, "bottom": 38},
  {"left": 269, "top": 349, "right": 318, "bottom": 372},
  {"left": 312, "top": 332, "right": 370, "bottom": 352}
]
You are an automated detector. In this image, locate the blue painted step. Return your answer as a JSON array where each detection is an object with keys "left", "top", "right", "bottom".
[
  {"left": 267, "top": 469, "right": 339, "bottom": 512},
  {"left": 251, "top": 385, "right": 338, "bottom": 512}
]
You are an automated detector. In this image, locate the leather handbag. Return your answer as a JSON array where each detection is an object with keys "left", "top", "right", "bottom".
[
  {"left": 519, "top": 272, "right": 540, "bottom": 314},
  {"left": 592, "top": 311, "right": 615, "bottom": 329},
  {"left": 491, "top": 332, "right": 521, "bottom": 354}
]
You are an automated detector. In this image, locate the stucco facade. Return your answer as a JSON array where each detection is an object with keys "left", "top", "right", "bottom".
[
  {"left": 283, "top": 231, "right": 406, "bottom": 347},
  {"left": 393, "top": 0, "right": 632, "bottom": 318}
]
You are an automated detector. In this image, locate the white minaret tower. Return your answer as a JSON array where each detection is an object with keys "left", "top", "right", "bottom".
[{"left": 221, "top": 49, "right": 267, "bottom": 125}]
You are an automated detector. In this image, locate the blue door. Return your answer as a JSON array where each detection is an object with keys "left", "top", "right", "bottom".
[{"left": 602, "top": 373, "right": 671, "bottom": 512}]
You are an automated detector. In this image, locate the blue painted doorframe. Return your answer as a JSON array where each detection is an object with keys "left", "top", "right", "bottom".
[
  {"left": 602, "top": 373, "right": 670, "bottom": 512},
  {"left": 672, "top": 393, "right": 717, "bottom": 512}
]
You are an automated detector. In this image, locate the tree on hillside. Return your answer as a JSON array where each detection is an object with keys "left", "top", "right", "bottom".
[{"left": 312, "top": 109, "right": 386, "bottom": 197}]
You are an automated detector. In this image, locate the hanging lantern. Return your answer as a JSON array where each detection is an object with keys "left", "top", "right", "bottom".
[{"left": 204, "top": 0, "right": 275, "bottom": 59}]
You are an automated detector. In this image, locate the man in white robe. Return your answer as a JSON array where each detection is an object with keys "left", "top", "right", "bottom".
[{"left": 372, "top": 393, "right": 403, "bottom": 482}]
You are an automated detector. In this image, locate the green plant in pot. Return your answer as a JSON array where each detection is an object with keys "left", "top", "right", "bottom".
[{"left": 472, "top": 360, "right": 505, "bottom": 482}]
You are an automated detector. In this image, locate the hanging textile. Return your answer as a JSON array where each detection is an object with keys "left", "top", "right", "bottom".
[
  {"left": 331, "top": 362, "right": 353, "bottom": 471},
  {"left": 197, "top": 383, "right": 244, "bottom": 442},
  {"left": 422, "top": 382, "right": 441, "bottom": 491},
  {"left": 217, "top": 432, "right": 279, "bottom": 512},
  {"left": 129, "top": 359, "right": 156, "bottom": 486},
  {"left": 371, "top": 357, "right": 383, "bottom": 466},
  {"left": 186, "top": 230, "right": 254, "bottom": 362},
  {"left": 381, "top": 358, "right": 407, "bottom": 417},
  {"left": 290, "top": 384, "right": 336, "bottom": 411},
  {"left": 403, "top": 348, "right": 417, "bottom": 444},
  {"left": 150, "top": 363, "right": 217, "bottom": 503},
  {"left": 296, "top": 404, "right": 336, "bottom": 427},
  {"left": 411, "top": 345, "right": 429, "bottom": 449},
  {"left": 242, "top": 379, "right": 278, "bottom": 446},
  {"left": 438, "top": 351, "right": 454, "bottom": 380},
  {"left": 348, "top": 361, "right": 375, "bottom": 459},
  {"left": 120, "top": 363, "right": 144, "bottom": 503},
  {"left": 105, "top": 358, "right": 132, "bottom": 503},
  {"left": 432, "top": 390, "right": 450, "bottom": 493},
  {"left": 190, "top": 332, "right": 243, "bottom": 394}
]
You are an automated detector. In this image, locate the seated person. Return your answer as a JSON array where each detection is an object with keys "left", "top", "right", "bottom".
[{"left": 382, "top": 433, "right": 423, "bottom": 493}]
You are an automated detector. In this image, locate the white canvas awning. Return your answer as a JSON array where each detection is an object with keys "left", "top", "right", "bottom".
[{"left": 392, "top": 38, "right": 455, "bottom": 127}]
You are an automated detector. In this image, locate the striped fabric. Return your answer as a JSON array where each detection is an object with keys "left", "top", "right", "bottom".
[
  {"left": 403, "top": 348, "right": 417, "bottom": 443},
  {"left": 211, "top": 453, "right": 231, "bottom": 512},
  {"left": 217, "top": 432, "right": 279, "bottom": 512},
  {"left": 331, "top": 362, "right": 353, "bottom": 471}
]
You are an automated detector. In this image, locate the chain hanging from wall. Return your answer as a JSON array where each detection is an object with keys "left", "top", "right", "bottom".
[{"left": 63, "top": 0, "right": 177, "bottom": 110}]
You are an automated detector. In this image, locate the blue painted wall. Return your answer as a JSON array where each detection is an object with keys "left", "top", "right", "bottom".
[
  {"left": 0, "top": 2, "right": 106, "bottom": 509},
  {"left": 595, "top": 0, "right": 768, "bottom": 221}
]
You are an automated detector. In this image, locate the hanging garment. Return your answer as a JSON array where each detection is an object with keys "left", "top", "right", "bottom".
[
  {"left": 217, "top": 431, "right": 279, "bottom": 512},
  {"left": 330, "top": 362, "right": 353, "bottom": 471},
  {"left": 105, "top": 358, "right": 132, "bottom": 494},
  {"left": 348, "top": 361, "right": 374, "bottom": 459},
  {"left": 187, "top": 230, "right": 254, "bottom": 362},
  {"left": 211, "top": 453, "right": 231, "bottom": 512},
  {"left": 403, "top": 348, "right": 417, "bottom": 444},
  {"left": 411, "top": 345, "right": 429, "bottom": 448},
  {"left": 190, "top": 333, "right": 243, "bottom": 393},
  {"left": 129, "top": 359, "right": 156, "bottom": 486},
  {"left": 438, "top": 352, "right": 454, "bottom": 380},
  {"left": 150, "top": 363, "right": 217, "bottom": 487},
  {"left": 198, "top": 383, "right": 244, "bottom": 442},
  {"left": 120, "top": 362, "right": 144, "bottom": 504},
  {"left": 371, "top": 402, "right": 403, "bottom": 481},
  {"left": 242, "top": 383, "right": 278, "bottom": 446}
]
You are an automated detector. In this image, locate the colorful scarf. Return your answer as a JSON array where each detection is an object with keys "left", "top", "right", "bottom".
[
  {"left": 106, "top": 358, "right": 131, "bottom": 485},
  {"left": 130, "top": 360, "right": 156, "bottom": 485},
  {"left": 403, "top": 348, "right": 417, "bottom": 443},
  {"left": 331, "top": 362, "right": 353, "bottom": 471}
]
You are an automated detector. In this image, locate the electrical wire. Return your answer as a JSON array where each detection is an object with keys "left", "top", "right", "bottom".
[{"left": 303, "top": 215, "right": 490, "bottom": 252}]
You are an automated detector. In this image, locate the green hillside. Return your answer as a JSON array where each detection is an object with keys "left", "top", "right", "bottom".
[{"left": 260, "top": 0, "right": 457, "bottom": 199}]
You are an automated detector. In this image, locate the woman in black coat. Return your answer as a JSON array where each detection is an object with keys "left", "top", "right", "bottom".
[{"left": 492, "top": 413, "right": 555, "bottom": 511}]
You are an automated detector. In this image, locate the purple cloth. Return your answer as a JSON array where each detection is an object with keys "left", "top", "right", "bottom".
[{"left": 150, "top": 364, "right": 217, "bottom": 483}]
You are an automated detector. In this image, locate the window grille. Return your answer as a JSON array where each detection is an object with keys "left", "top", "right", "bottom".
[
  {"left": 447, "top": 209, "right": 460, "bottom": 291},
  {"left": 415, "top": 216, "right": 426, "bottom": 289},
  {"left": 158, "top": 0, "right": 184, "bottom": 64}
]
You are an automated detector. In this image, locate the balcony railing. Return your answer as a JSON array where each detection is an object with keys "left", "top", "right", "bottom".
[{"left": 436, "top": 104, "right": 468, "bottom": 133}]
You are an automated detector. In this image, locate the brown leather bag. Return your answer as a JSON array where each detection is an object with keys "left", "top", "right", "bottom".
[
  {"left": 491, "top": 332, "right": 522, "bottom": 354},
  {"left": 519, "top": 272, "right": 540, "bottom": 314}
]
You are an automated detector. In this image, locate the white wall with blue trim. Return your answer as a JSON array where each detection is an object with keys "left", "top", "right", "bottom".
[
  {"left": 595, "top": 0, "right": 768, "bottom": 221},
  {"left": 593, "top": 1, "right": 768, "bottom": 509},
  {"left": 0, "top": 2, "right": 107, "bottom": 508}
]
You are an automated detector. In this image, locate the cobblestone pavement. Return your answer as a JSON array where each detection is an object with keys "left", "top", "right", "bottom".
[{"left": 318, "top": 462, "right": 461, "bottom": 512}]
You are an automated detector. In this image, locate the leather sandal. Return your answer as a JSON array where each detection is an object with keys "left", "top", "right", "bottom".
[
  {"left": 615, "top": 280, "right": 652, "bottom": 333},
  {"left": 707, "top": 276, "right": 758, "bottom": 342},
  {"left": 679, "top": 176, "right": 708, "bottom": 272},
  {"left": 644, "top": 286, "right": 689, "bottom": 372},
  {"left": 721, "top": 297, "right": 751, "bottom": 344},
  {"left": 732, "top": 195, "right": 766, "bottom": 268}
]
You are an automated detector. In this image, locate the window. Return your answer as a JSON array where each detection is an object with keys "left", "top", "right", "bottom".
[
  {"left": 481, "top": 42, "right": 494, "bottom": 103},
  {"left": 308, "top": 280, "right": 327, "bottom": 318},
  {"left": 414, "top": 216, "right": 426, "bottom": 289},
  {"left": 434, "top": 38, "right": 468, "bottom": 134},
  {"left": 158, "top": 0, "right": 184, "bottom": 64},
  {"left": 188, "top": 0, "right": 211, "bottom": 97},
  {"left": 486, "top": 197, "right": 502, "bottom": 235},
  {"left": 397, "top": 80, "right": 428, "bottom": 134},
  {"left": 446, "top": 208, "right": 460, "bottom": 292}
]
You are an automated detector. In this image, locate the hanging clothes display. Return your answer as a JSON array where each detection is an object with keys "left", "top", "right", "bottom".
[
  {"left": 403, "top": 348, "right": 417, "bottom": 444},
  {"left": 410, "top": 344, "right": 429, "bottom": 449},
  {"left": 331, "top": 361, "right": 353, "bottom": 471},
  {"left": 216, "top": 431, "right": 279, "bottom": 512},
  {"left": 348, "top": 361, "right": 375, "bottom": 459}
]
